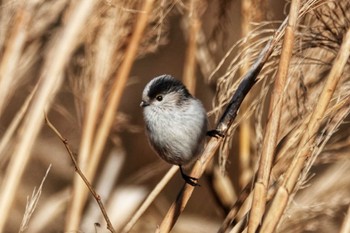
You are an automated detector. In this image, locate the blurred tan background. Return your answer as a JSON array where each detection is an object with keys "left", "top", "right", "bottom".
[{"left": 2, "top": 1, "right": 350, "bottom": 233}]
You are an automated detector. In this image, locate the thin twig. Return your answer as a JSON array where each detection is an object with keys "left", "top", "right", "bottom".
[{"left": 45, "top": 115, "right": 116, "bottom": 233}]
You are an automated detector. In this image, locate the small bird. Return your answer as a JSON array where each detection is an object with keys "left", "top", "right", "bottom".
[{"left": 140, "top": 75, "right": 208, "bottom": 186}]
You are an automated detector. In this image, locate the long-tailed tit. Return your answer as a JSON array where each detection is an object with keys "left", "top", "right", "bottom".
[{"left": 140, "top": 75, "right": 208, "bottom": 186}]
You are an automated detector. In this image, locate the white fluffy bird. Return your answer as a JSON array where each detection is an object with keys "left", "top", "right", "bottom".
[{"left": 140, "top": 75, "right": 208, "bottom": 185}]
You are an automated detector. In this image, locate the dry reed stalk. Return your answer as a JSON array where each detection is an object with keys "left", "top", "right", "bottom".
[
  {"left": 248, "top": 0, "right": 300, "bottom": 232},
  {"left": 223, "top": 147, "right": 299, "bottom": 230},
  {"left": 184, "top": 0, "right": 237, "bottom": 214},
  {"left": 121, "top": 166, "right": 178, "bottom": 233},
  {"left": 0, "top": 3, "right": 29, "bottom": 116},
  {"left": 208, "top": 165, "right": 237, "bottom": 213},
  {"left": 195, "top": 27, "right": 216, "bottom": 80},
  {"left": 260, "top": 26, "right": 350, "bottom": 233},
  {"left": 238, "top": 116, "right": 251, "bottom": 188},
  {"left": 0, "top": 83, "right": 38, "bottom": 162},
  {"left": 219, "top": 144, "right": 298, "bottom": 233},
  {"left": 239, "top": 0, "right": 252, "bottom": 190},
  {"left": 279, "top": 98, "right": 350, "bottom": 231},
  {"left": 86, "top": 0, "right": 154, "bottom": 199},
  {"left": 157, "top": 137, "right": 224, "bottom": 233},
  {"left": 238, "top": 0, "right": 267, "bottom": 189},
  {"left": 0, "top": 1, "right": 97, "bottom": 232},
  {"left": 247, "top": 97, "right": 350, "bottom": 233},
  {"left": 182, "top": 0, "right": 202, "bottom": 92},
  {"left": 218, "top": 184, "right": 253, "bottom": 233}
]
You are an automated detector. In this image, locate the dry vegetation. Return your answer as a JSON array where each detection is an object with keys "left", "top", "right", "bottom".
[{"left": 0, "top": 0, "right": 350, "bottom": 233}]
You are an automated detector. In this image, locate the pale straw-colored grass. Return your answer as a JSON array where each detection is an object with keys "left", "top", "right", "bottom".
[{"left": 1, "top": 0, "right": 350, "bottom": 233}]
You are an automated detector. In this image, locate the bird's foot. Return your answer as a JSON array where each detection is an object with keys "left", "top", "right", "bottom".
[
  {"left": 179, "top": 166, "right": 200, "bottom": 186},
  {"left": 207, "top": 130, "right": 225, "bottom": 138}
]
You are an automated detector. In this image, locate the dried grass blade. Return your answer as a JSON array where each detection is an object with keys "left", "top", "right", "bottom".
[{"left": 19, "top": 164, "right": 51, "bottom": 233}]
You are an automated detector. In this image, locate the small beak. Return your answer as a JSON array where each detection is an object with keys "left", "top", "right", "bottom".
[{"left": 140, "top": 100, "right": 149, "bottom": 107}]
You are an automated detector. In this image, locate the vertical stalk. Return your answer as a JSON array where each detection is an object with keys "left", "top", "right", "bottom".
[{"left": 247, "top": 1, "right": 300, "bottom": 232}]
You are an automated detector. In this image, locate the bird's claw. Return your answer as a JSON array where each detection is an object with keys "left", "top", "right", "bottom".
[
  {"left": 182, "top": 173, "right": 200, "bottom": 186},
  {"left": 179, "top": 166, "right": 200, "bottom": 186},
  {"left": 207, "top": 130, "right": 225, "bottom": 138}
]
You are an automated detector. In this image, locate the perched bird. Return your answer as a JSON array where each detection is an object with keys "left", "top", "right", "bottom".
[{"left": 140, "top": 75, "right": 208, "bottom": 186}]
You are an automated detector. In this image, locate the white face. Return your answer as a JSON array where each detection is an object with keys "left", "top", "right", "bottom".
[
  {"left": 141, "top": 76, "right": 188, "bottom": 114},
  {"left": 142, "top": 91, "right": 182, "bottom": 115}
]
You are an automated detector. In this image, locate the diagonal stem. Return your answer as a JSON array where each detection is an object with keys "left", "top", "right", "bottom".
[{"left": 157, "top": 18, "right": 286, "bottom": 233}]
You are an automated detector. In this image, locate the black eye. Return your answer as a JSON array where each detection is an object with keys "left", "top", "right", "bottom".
[{"left": 156, "top": 95, "right": 163, "bottom": 101}]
